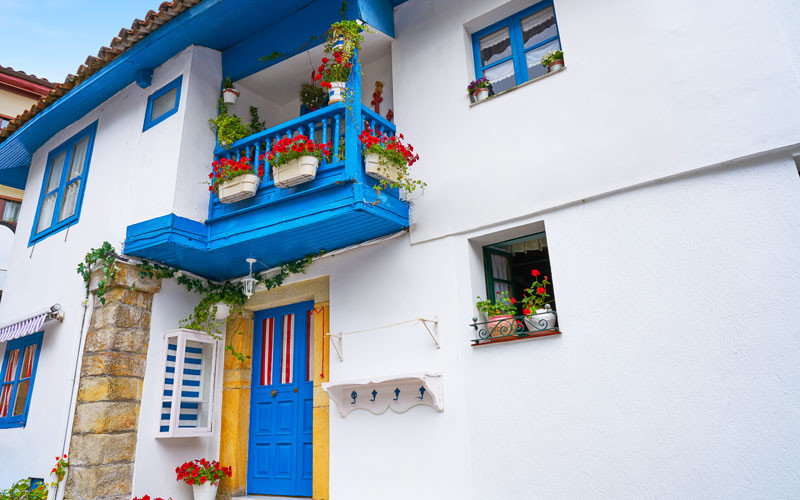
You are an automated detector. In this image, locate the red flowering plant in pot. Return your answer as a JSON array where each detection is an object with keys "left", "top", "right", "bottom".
[
  {"left": 315, "top": 53, "right": 353, "bottom": 104},
  {"left": 209, "top": 156, "right": 265, "bottom": 204},
  {"left": 475, "top": 291, "right": 520, "bottom": 337},
  {"left": 133, "top": 496, "right": 173, "bottom": 500},
  {"left": 176, "top": 459, "right": 231, "bottom": 500},
  {"left": 521, "top": 269, "right": 557, "bottom": 332},
  {"left": 263, "top": 134, "right": 330, "bottom": 188},
  {"left": 359, "top": 127, "right": 425, "bottom": 196}
]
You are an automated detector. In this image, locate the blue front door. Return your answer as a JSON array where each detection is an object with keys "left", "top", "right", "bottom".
[{"left": 248, "top": 302, "right": 314, "bottom": 496}]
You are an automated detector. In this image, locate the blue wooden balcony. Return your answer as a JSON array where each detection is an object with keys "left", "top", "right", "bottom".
[{"left": 124, "top": 103, "right": 408, "bottom": 281}]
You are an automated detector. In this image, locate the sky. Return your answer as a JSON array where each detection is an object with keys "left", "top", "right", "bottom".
[{"left": 0, "top": 0, "right": 159, "bottom": 83}]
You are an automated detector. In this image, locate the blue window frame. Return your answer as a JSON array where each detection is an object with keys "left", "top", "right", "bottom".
[
  {"left": 471, "top": 1, "right": 562, "bottom": 95},
  {"left": 0, "top": 332, "right": 44, "bottom": 429},
  {"left": 30, "top": 122, "right": 98, "bottom": 245},
  {"left": 143, "top": 75, "right": 182, "bottom": 131}
]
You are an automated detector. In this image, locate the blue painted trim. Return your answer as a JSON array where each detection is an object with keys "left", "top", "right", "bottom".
[
  {"left": 136, "top": 68, "right": 154, "bottom": 89},
  {"left": 471, "top": 0, "right": 560, "bottom": 86},
  {"left": 0, "top": 331, "right": 44, "bottom": 429},
  {"left": 358, "top": 0, "right": 395, "bottom": 37},
  {"left": 143, "top": 75, "right": 183, "bottom": 132},
  {"left": 29, "top": 121, "right": 98, "bottom": 246}
]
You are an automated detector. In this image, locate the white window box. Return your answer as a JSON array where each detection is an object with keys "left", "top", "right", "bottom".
[{"left": 155, "top": 329, "right": 220, "bottom": 438}]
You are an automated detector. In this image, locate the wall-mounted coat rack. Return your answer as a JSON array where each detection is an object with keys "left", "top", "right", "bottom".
[
  {"left": 326, "top": 317, "right": 439, "bottom": 361},
  {"left": 322, "top": 372, "right": 443, "bottom": 417}
]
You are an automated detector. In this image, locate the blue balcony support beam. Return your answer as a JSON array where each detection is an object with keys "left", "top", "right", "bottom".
[{"left": 358, "top": 0, "right": 396, "bottom": 37}]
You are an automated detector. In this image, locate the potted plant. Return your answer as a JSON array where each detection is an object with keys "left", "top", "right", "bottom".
[
  {"left": 476, "top": 291, "right": 518, "bottom": 337},
  {"left": 222, "top": 77, "right": 239, "bottom": 104},
  {"left": 359, "top": 127, "right": 425, "bottom": 195},
  {"left": 176, "top": 459, "right": 232, "bottom": 500},
  {"left": 208, "top": 99, "right": 250, "bottom": 148},
  {"left": 541, "top": 49, "right": 565, "bottom": 73},
  {"left": 209, "top": 156, "right": 265, "bottom": 203},
  {"left": 263, "top": 135, "right": 330, "bottom": 188},
  {"left": 133, "top": 496, "right": 172, "bottom": 500},
  {"left": 521, "top": 269, "right": 557, "bottom": 331},
  {"left": 468, "top": 77, "right": 491, "bottom": 102},
  {"left": 327, "top": 20, "right": 367, "bottom": 57},
  {"left": 1, "top": 479, "right": 47, "bottom": 500},
  {"left": 316, "top": 53, "right": 352, "bottom": 104},
  {"left": 300, "top": 82, "right": 328, "bottom": 115}
]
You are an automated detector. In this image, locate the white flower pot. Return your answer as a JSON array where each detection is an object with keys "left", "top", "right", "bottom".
[
  {"left": 222, "top": 87, "right": 239, "bottom": 104},
  {"left": 474, "top": 88, "right": 489, "bottom": 101},
  {"left": 214, "top": 302, "right": 230, "bottom": 321},
  {"left": 332, "top": 35, "right": 346, "bottom": 50},
  {"left": 273, "top": 156, "right": 319, "bottom": 188},
  {"left": 192, "top": 481, "right": 218, "bottom": 500},
  {"left": 524, "top": 307, "right": 557, "bottom": 332},
  {"left": 547, "top": 60, "right": 564, "bottom": 73},
  {"left": 328, "top": 82, "right": 346, "bottom": 103},
  {"left": 364, "top": 152, "right": 402, "bottom": 184},
  {"left": 218, "top": 173, "right": 260, "bottom": 203}
]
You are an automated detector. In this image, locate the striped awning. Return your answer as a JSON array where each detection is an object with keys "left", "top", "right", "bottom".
[{"left": 0, "top": 304, "right": 63, "bottom": 342}]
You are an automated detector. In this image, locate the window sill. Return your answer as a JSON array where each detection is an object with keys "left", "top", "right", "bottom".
[
  {"left": 469, "top": 66, "right": 567, "bottom": 108},
  {"left": 471, "top": 329, "right": 560, "bottom": 346}
]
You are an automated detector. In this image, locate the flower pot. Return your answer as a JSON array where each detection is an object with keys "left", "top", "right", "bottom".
[
  {"left": 474, "top": 88, "right": 489, "bottom": 101},
  {"left": 214, "top": 302, "right": 230, "bottom": 321},
  {"left": 222, "top": 87, "right": 240, "bottom": 104},
  {"left": 328, "top": 82, "right": 346, "bottom": 104},
  {"left": 547, "top": 60, "right": 564, "bottom": 73},
  {"left": 192, "top": 481, "right": 218, "bottom": 500},
  {"left": 364, "top": 152, "right": 402, "bottom": 184},
  {"left": 218, "top": 173, "right": 260, "bottom": 203},
  {"left": 273, "top": 156, "right": 319, "bottom": 188},
  {"left": 524, "top": 306, "right": 557, "bottom": 332},
  {"left": 486, "top": 315, "right": 516, "bottom": 337},
  {"left": 332, "top": 34, "right": 346, "bottom": 51}
]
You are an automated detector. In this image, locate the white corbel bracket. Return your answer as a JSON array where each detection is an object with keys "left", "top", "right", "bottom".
[{"left": 322, "top": 372, "right": 443, "bottom": 417}]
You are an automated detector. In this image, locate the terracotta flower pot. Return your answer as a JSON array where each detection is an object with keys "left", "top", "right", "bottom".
[
  {"left": 486, "top": 315, "right": 515, "bottom": 337},
  {"left": 222, "top": 87, "right": 240, "bottom": 104},
  {"left": 364, "top": 152, "right": 402, "bottom": 184},
  {"left": 547, "top": 60, "right": 564, "bottom": 73},
  {"left": 273, "top": 156, "right": 319, "bottom": 188},
  {"left": 218, "top": 173, "right": 260, "bottom": 203}
]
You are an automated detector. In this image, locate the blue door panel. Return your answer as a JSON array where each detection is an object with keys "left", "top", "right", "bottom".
[{"left": 248, "top": 301, "right": 314, "bottom": 497}]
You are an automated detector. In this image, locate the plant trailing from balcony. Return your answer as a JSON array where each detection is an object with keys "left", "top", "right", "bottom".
[
  {"left": 248, "top": 106, "right": 265, "bottom": 135},
  {"left": 541, "top": 49, "right": 565, "bottom": 72},
  {"left": 79, "top": 243, "right": 320, "bottom": 362},
  {"left": 263, "top": 135, "right": 331, "bottom": 188},
  {"left": 359, "top": 127, "right": 424, "bottom": 196},
  {"left": 209, "top": 98, "right": 249, "bottom": 148},
  {"left": 300, "top": 82, "right": 327, "bottom": 111}
]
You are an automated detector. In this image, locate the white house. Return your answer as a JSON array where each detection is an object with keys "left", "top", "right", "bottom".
[{"left": 0, "top": 0, "right": 798, "bottom": 499}]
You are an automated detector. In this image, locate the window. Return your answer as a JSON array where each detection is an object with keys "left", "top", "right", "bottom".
[
  {"left": 472, "top": 1, "right": 562, "bottom": 95},
  {"left": 30, "top": 122, "right": 97, "bottom": 244},
  {"left": 143, "top": 75, "right": 182, "bottom": 131},
  {"left": 0, "top": 115, "right": 10, "bottom": 130},
  {"left": 0, "top": 331, "right": 43, "bottom": 428},
  {"left": 157, "top": 329, "right": 219, "bottom": 437},
  {"left": 0, "top": 198, "right": 21, "bottom": 226}
]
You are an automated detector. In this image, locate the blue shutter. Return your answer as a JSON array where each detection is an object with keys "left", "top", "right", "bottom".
[{"left": 178, "top": 341, "right": 204, "bottom": 428}]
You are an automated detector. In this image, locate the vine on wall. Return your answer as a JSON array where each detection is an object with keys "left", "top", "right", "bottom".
[{"left": 78, "top": 242, "right": 319, "bottom": 361}]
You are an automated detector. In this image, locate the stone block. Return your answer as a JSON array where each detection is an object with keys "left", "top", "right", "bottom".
[
  {"left": 81, "top": 352, "right": 146, "bottom": 377},
  {"left": 89, "top": 262, "right": 161, "bottom": 295},
  {"left": 89, "top": 302, "right": 151, "bottom": 330},
  {"left": 72, "top": 401, "right": 140, "bottom": 434},
  {"left": 101, "top": 287, "right": 154, "bottom": 309},
  {"left": 77, "top": 376, "right": 142, "bottom": 402},
  {"left": 69, "top": 432, "right": 137, "bottom": 466},
  {"left": 84, "top": 326, "right": 150, "bottom": 354},
  {"left": 64, "top": 463, "right": 133, "bottom": 500}
]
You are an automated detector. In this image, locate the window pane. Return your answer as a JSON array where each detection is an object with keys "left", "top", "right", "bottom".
[
  {"left": 20, "top": 345, "right": 36, "bottom": 379},
  {"left": 151, "top": 87, "right": 178, "bottom": 122},
  {"left": 67, "top": 137, "right": 89, "bottom": 180},
  {"left": 479, "top": 27, "right": 512, "bottom": 66},
  {"left": 37, "top": 193, "right": 57, "bottom": 232},
  {"left": 484, "top": 59, "right": 516, "bottom": 93},
  {"left": 3, "top": 349, "right": 19, "bottom": 383},
  {"left": 0, "top": 384, "right": 13, "bottom": 417},
  {"left": 521, "top": 7, "right": 558, "bottom": 49},
  {"left": 491, "top": 254, "right": 511, "bottom": 281},
  {"left": 2, "top": 201, "right": 20, "bottom": 223},
  {"left": 526, "top": 39, "right": 562, "bottom": 81},
  {"left": 59, "top": 179, "right": 81, "bottom": 221},
  {"left": 46, "top": 151, "right": 66, "bottom": 193},
  {"left": 12, "top": 379, "right": 29, "bottom": 416},
  {"left": 278, "top": 313, "right": 295, "bottom": 384}
]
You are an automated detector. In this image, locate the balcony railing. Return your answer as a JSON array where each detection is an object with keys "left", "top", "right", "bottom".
[{"left": 469, "top": 312, "right": 561, "bottom": 346}]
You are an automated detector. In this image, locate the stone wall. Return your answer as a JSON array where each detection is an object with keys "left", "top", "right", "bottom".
[{"left": 64, "top": 263, "right": 161, "bottom": 500}]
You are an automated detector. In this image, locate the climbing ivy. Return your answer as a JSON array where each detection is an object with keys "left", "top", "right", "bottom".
[{"left": 79, "top": 244, "right": 320, "bottom": 361}]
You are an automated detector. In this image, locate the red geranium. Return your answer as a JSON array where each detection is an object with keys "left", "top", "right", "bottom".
[
  {"left": 209, "top": 156, "right": 265, "bottom": 195},
  {"left": 262, "top": 134, "right": 330, "bottom": 170},
  {"left": 176, "top": 458, "right": 232, "bottom": 487}
]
